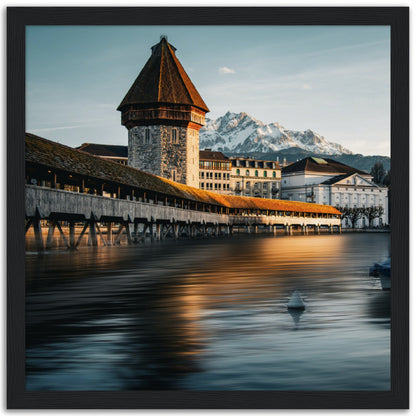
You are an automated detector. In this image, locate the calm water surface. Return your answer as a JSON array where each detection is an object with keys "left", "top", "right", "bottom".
[{"left": 26, "top": 233, "right": 390, "bottom": 391}]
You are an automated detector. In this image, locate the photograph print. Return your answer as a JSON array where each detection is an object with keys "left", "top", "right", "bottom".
[{"left": 10, "top": 7, "right": 408, "bottom": 409}]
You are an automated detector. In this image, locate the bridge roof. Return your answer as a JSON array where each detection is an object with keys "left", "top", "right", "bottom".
[{"left": 25, "top": 133, "right": 341, "bottom": 215}]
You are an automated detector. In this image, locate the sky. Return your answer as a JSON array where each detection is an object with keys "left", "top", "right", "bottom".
[{"left": 26, "top": 25, "right": 390, "bottom": 156}]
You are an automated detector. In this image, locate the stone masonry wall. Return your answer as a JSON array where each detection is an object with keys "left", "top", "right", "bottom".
[
  {"left": 160, "top": 126, "right": 188, "bottom": 185},
  {"left": 128, "top": 124, "right": 199, "bottom": 187},
  {"left": 128, "top": 126, "right": 162, "bottom": 176},
  {"left": 186, "top": 128, "right": 200, "bottom": 188}
]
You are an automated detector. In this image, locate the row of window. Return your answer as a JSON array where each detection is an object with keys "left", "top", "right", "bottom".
[
  {"left": 200, "top": 172, "right": 230, "bottom": 180},
  {"left": 200, "top": 183, "right": 230, "bottom": 190},
  {"left": 235, "top": 169, "right": 277, "bottom": 178},
  {"left": 199, "top": 161, "right": 231, "bottom": 170},
  {"left": 235, "top": 160, "right": 278, "bottom": 169},
  {"left": 235, "top": 182, "right": 272, "bottom": 189}
]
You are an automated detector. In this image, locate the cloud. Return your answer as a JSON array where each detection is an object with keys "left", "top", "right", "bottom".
[{"left": 219, "top": 67, "right": 236, "bottom": 74}]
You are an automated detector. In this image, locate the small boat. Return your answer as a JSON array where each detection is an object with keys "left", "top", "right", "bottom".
[
  {"left": 287, "top": 290, "right": 305, "bottom": 310},
  {"left": 369, "top": 258, "right": 391, "bottom": 277},
  {"left": 369, "top": 258, "right": 391, "bottom": 290}
]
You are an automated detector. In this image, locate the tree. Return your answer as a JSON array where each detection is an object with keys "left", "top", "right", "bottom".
[
  {"left": 383, "top": 170, "right": 391, "bottom": 187},
  {"left": 339, "top": 206, "right": 365, "bottom": 229},
  {"left": 370, "top": 162, "right": 386, "bottom": 185},
  {"left": 363, "top": 206, "right": 385, "bottom": 228}
]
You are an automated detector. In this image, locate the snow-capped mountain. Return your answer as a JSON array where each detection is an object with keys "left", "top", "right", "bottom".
[{"left": 199, "top": 112, "right": 352, "bottom": 155}]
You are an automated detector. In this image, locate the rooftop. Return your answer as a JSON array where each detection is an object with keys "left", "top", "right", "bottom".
[
  {"left": 26, "top": 133, "right": 340, "bottom": 215},
  {"left": 117, "top": 37, "right": 209, "bottom": 113},
  {"left": 77, "top": 143, "right": 128, "bottom": 158},
  {"left": 282, "top": 157, "right": 367, "bottom": 176},
  {"left": 199, "top": 149, "right": 229, "bottom": 161}
]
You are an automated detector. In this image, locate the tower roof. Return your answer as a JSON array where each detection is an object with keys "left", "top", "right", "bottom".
[{"left": 117, "top": 37, "right": 209, "bottom": 113}]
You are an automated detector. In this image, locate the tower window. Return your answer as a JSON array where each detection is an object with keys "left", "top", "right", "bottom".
[
  {"left": 236, "top": 169, "right": 240, "bottom": 175},
  {"left": 246, "top": 170, "right": 250, "bottom": 176},
  {"left": 273, "top": 171, "right": 276, "bottom": 178},
  {"left": 263, "top": 171, "right": 267, "bottom": 177},
  {"left": 172, "top": 129, "right": 178, "bottom": 143},
  {"left": 172, "top": 169, "right": 177, "bottom": 182},
  {"left": 255, "top": 170, "right": 258, "bottom": 177},
  {"left": 145, "top": 128, "right": 150, "bottom": 144}
]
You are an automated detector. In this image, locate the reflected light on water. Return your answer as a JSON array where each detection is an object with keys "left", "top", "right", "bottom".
[{"left": 26, "top": 233, "right": 390, "bottom": 391}]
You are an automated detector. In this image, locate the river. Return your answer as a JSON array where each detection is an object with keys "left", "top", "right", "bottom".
[{"left": 25, "top": 233, "right": 390, "bottom": 391}]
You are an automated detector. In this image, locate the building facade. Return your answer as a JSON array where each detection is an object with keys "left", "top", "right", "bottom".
[
  {"left": 198, "top": 151, "right": 282, "bottom": 198},
  {"left": 230, "top": 157, "right": 281, "bottom": 199},
  {"left": 281, "top": 157, "right": 389, "bottom": 228},
  {"left": 199, "top": 150, "right": 231, "bottom": 194},
  {"left": 117, "top": 36, "right": 209, "bottom": 188}
]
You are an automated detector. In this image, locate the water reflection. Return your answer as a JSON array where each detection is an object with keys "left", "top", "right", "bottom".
[
  {"left": 288, "top": 309, "right": 305, "bottom": 327},
  {"left": 26, "top": 233, "right": 391, "bottom": 391}
]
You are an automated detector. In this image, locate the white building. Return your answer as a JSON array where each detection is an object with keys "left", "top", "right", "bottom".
[
  {"left": 281, "top": 157, "right": 389, "bottom": 228},
  {"left": 229, "top": 157, "right": 281, "bottom": 199}
]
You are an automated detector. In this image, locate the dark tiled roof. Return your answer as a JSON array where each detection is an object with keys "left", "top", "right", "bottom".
[
  {"left": 117, "top": 37, "right": 209, "bottom": 113},
  {"left": 320, "top": 173, "right": 377, "bottom": 186},
  {"left": 320, "top": 174, "right": 351, "bottom": 185},
  {"left": 199, "top": 150, "right": 229, "bottom": 161},
  {"left": 25, "top": 133, "right": 340, "bottom": 215},
  {"left": 282, "top": 157, "right": 367, "bottom": 175},
  {"left": 77, "top": 143, "right": 128, "bottom": 158}
]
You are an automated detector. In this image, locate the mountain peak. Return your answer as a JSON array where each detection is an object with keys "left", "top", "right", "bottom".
[{"left": 200, "top": 112, "right": 352, "bottom": 155}]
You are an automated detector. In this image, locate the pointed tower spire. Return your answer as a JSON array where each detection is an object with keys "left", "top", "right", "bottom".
[{"left": 118, "top": 37, "right": 209, "bottom": 187}]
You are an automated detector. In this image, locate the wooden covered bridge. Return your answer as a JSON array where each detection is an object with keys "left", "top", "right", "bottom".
[{"left": 25, "top": 133, "right": 342, "bottom": 251}]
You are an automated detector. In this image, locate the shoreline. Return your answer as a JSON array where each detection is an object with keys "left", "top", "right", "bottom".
[{"left": 341, "top": 228, "right": 390, "bottom": 233}]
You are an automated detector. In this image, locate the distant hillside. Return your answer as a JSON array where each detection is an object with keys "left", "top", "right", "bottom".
[{"left": 223, "top": 149, "right": 390, "bottom": 174}]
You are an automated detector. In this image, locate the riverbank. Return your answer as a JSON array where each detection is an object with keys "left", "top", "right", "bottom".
[{"left": 341, "top": 228, "right": 390, "bottom": 233}]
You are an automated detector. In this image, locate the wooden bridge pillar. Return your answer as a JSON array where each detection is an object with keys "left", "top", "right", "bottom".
[
  {"left": 174, "top": 223, "right": 179, "bottom": 240},
  {"left": 69, "top": 220, "right": 76, "bottom": 249},
  {"left": 285, "top": 225, "right": 292, "bottom": 235},
  {"left": 133, "top": 222, "right": 139, "bottom": 243},
  {"left": 89, "top": 220, "right": 98, "bottom": 246},
  {"left": 106, "top": 222, "right": 113, "bottom": 245},
  {"left": 45, "top": 221, "right": 56, "bottom": 249},
  {"left": 33, "top": 218, "right": 44, "bottom": 251},
  {"left": 155, "top": 223, "right": 161, "bottom": 241},
  {"left": 314, "top": 225, "right": 320, "bottom": 235}
]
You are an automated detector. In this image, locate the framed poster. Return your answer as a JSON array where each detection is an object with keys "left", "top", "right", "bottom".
[{"left": 8, "top": 7, "right": 409, "bottom": 409}]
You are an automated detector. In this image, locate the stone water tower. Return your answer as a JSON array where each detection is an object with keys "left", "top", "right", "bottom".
[{"left": 117, "top": 36, "right": 209, "bottom": 188}]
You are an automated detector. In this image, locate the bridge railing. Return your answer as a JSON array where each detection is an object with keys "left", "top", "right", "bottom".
[
  {"left": 25, "top": 185, "right": 229, "bottom": 224},
  {"left": 25, "top": 185, "right": 341, "bottom": 228}
]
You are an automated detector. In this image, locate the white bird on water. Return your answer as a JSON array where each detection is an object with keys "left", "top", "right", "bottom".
[{"left": 287, "top": 290, "right": 305, "bottom": 310}]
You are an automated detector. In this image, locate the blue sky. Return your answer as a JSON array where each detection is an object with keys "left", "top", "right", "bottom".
[{"left": 26, "top": 25, "right": 390, "bottom": 155}]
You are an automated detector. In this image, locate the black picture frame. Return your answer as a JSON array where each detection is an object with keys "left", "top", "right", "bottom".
[{"left": 7, "top": 7, "right": 409, "bottom": 409}]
